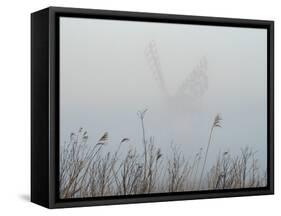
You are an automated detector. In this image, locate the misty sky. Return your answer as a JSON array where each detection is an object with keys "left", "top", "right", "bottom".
[{"left": 59, "top": 17, "right": 267, "bottom": 170}]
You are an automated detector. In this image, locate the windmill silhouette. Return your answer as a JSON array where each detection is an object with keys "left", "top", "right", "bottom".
[{"left": 145, "top": 40, "right": 208, "bottom": 112}]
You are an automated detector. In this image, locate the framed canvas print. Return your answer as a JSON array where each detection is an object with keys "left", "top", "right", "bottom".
[{"left": 31, "top": 7, "right": 274, "bottom": 208}]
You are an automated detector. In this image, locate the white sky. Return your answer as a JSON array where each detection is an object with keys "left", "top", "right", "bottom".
[{"left": 60, "top": 17, "right": 267, "bottom": 170}]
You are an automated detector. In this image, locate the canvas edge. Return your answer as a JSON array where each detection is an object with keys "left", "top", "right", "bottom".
[{"left": 31, "top": 8, "right": 51, "bottom": 208}]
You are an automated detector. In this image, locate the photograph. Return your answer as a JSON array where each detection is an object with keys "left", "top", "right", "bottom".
[{"left": 59, "top": 16, "right": 268, "bottom": 199}]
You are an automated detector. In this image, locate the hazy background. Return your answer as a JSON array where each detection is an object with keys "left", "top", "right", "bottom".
[{"left": 60, "top": 17, "right": 267, "bottom": 171}]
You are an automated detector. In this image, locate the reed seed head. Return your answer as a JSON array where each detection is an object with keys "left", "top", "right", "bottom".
[
  {"left": 96, "top": 132, "right": 108, "bottom": 145},
  {"left": 213, "top": 114, "right": 222, "bottom": 128},
  {"left": 120, "top": 138, "right": 130, "bottom": 144}
]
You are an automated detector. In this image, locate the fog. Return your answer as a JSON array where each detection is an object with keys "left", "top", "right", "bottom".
[{"left": 59, "top": 17, "right": 267, "bottom": 171}]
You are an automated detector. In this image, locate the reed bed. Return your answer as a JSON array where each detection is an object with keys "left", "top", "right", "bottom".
[{"left": 60, "top": 112, "right": 267, "bottom": 199}]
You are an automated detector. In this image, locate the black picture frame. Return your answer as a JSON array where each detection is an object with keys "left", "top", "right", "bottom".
[{"left": 31, "top": 6, "right": 274, "bottom": 209}]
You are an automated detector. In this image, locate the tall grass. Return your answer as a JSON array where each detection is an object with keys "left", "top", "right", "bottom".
[
  {"left": 198, "top": 114, "right": 222, "bottom": 189},
  {"left": 59, "top": 112, "right": 267, "bottom": 199}
]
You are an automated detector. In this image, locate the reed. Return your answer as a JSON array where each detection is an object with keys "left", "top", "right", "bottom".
[{"left": 198, "top": 114, "right": 222, "bottom": 189}]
